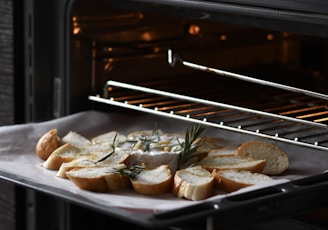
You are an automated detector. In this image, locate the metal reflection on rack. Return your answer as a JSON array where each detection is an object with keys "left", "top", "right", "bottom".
[{"left": 168, "top": 49, "right": 328, "bottom": 101}]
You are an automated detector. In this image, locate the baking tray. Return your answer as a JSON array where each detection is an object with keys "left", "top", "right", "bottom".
[{"left": 0, "top": 110, "right": 327, "bottom": 229}]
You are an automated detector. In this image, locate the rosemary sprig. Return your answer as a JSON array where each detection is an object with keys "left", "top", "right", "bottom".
[
  {"left": 96, "top": 133, "right": 118, "bottom": 163},
  {"left": 111, "top": 165, "right": 145, "bottom": 180},
  {"left": 177, "top": 124, "right": 206, "bottom": 169}
]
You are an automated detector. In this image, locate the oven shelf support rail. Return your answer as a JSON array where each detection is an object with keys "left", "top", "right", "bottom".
[{"left": 168, "top": 49, "right": 328, "bottom": 101}]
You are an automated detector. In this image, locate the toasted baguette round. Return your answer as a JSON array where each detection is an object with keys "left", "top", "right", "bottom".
[
  {"left": 91, "top": 131, "right": 127, "bottom": 146},
  {"left": 212, "top": 169, "right": 272, "bottom": 192},
  {"left": 36, "top": 129, "right": 59, "bottom": 160},
  {"left": 42, "top": 143, "right": 81, "bottom": 170},
  {"left": 196, "top": 137, "right": 239, "bottom": 155},
  {"left": 197, "top": 155, "right": 266, "bottom": 173},
  {"left": 172, "top": 166, "right": 214, "bottom": 201},
  {"left": 207, "top": 147, "right": 237, "bottom": 157},
  {"left": 57, "top": 150, "right": 130, "bottom": 179},
  {"left": 66, "top": 164, "right": 130, "bottom": 192},
  {"left": 236, "top": 140, "right": 289, "bottom": 175},
  {"left": 131, "top": 165, "right": 173, "bottom": 195},
  {"left": 61, "top": 131, "right": 91, "bottom": 146}
]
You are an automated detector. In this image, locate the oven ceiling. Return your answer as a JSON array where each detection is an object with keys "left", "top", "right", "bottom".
[{"left": 118, "top": 0, "right": 328, "bottom": 37}]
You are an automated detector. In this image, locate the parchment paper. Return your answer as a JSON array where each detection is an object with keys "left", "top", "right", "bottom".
[{"left": 0, "top": 110, "right": 327, "bottom": 213}]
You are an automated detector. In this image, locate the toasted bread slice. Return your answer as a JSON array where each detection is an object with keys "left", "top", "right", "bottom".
[
  {"left": 66, "top": 164, "right": 130, "bottom": 192},
  {"left": 42, "top": 143, "right": 82, "bottom": 170},
  {"left": 172, "top": 166, "right": 214, "bottom": 201},
  {"left": 57, "top": 150, "right": 130, "bottom": 179},
  {"left": 196, "top": 137, "right": 239, "bottom": 155},
  {"left": 236, "top": 140, "right": 289, "bottom": 175},
  {"left": 212, "top": 169, "right": 272, "bottom": 192},
  {"left": 61, "top": 131, "right": 92, "bottom": 146},
  {"left": 91, "top": 131, "right": 127, "bottom": 146},
  {"left": 197, "top": 155, "right": 266, "bottom": 173},
  {"left": 131, "top": 165, "right": 173, "bottom": 195},
  {"left": 43, "top": 141, "right": 117, "bottom": 170},
  {"left": 36, "top": 129, "right": 60, "bottom": 160},
  {"left": 207, "top": 147, "right": 237, "bottom": 157}
]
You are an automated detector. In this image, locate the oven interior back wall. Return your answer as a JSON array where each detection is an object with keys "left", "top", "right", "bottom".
[{"left": 69, "top": 0, "right": 328, "bottom": 116}]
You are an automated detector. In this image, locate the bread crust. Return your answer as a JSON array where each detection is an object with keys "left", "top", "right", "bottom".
[
  {"left": 131, "top": 165, "right": 173, "bottom": 195},
  {"left": 212, "top": 169, "right": 272, "bottom": 192},
  {"left": 67, "top": 169, "right": 108, "bottom": 192},
  {"left": 42, "top": 143, "right": 81, "bottom": 170},
  {"left": 172, "top": 166, "right": 214, "bottom": 201},
  {"left": 66, "top": 165, "right": 130, "bottom": 192},
  {"left": 236, "top": 140, "right": 289, "bottom": 175},
  {"left": 198, "top": 155, "right": 266, "bottom": 173},
  {"left": 36, "top": 129, "right": 59, "bottom": 160}
]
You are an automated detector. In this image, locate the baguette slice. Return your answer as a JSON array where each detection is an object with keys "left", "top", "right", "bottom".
[
  {"left": 197, "top": 155, "right": 266, "bottom": 173},
  {"left": 61, "top": 131, "right": 92, "bottom": 146},
  {"left": 91, "top": 131, "right": 127, "bottom": 146},
  {"left": 42, "top": 143, "right": 82, "bottom": 170},
  {"left": 207, "top": 147, "right": 237, "bottom": 157},
  {"left": 36, "top": 129, "right": 60, "bottom": 160},
  {"left": 236, "top": 140, "right": 289, "bottom": 175},
  {"left": 212, "top": 169, "right": 272, "bottom": 192},
  {"left": 131, "top": 165, "right": 173, "bottom": 195},
  {"left": 42, "top": 141, "right": 116, "bottom": 170},
  {"left": 196, "top": 137, "right": 239, "bottom": 156},
  {"left": 57, "top": 150, "right": 130, "bottom": 178},
  {"left": 66, "top": 164, "right": 130, "bottom": 192},
  {"left": 172, "top": 166, "right": 214, "bottom": 201}
]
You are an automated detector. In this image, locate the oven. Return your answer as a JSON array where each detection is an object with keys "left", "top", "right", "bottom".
[{"left": 7, "top": 0, "right": 328, "bottom": 229}]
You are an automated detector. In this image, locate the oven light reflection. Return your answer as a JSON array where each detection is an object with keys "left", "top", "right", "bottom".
[
  {"left": 267, "top": 33, "right": 274, "bottom": 40},
  {"left": 188, "top": 24, "right": 200, "bottom": 35},
  {"left": 220, "top": 34, "right": 227, "bottom": 41},
  {"left": 72, "top": 16, "right": 81, "bottom": 35},
  {"left": 141, "top": 32, "right": 152, "bottom": 41}
]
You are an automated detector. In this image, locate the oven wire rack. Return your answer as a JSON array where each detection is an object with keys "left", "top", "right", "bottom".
[{"left": 89, "top": 79, "right": 328, "bottom": 151}]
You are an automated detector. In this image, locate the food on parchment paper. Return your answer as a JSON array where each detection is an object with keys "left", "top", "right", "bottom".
[
  {"left": 66, "top": 163, "right": 130, "bottom": 192},
  {"left": 212, "top": 169, "right": 273, "bottom": 192},
  {"left": 172, "top": 165, "right": 214, "bottom": 201},
  {"left": 236, "top": 140, "right": 289, "bottom": 175},
  {"left": 36, "top": 129, "right": 60, "bottom": 160},
  {"left": 131, "top": 165, "right": 173, "bottom": 196},
  {"left": 197, "top": 155, "right": 266, "bottom": 173},
  {"left": 35, "top": 123, "right": 289, "bottom": 200}
]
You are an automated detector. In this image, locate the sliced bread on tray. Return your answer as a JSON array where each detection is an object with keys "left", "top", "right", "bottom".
[
  {"left": 66, "top": 164, "right": 130, "bottom": 192},
  {"left": 172, "top": 165, "right": 214, "bottom": 201},
  {"left": 36, "top": 128, "right": 60, "bottom": 160},
  {"left": 197, "top": 155, "right": 266, "bottom": 173},
  {"left": 236, "top": 140, "right": 289, "bottom": 175},
  {"left": 130, "top": 165, "right": 173, "bottom": 196},
  {"left": 212, "top": 169, "right": 273, "bottom": 192}
]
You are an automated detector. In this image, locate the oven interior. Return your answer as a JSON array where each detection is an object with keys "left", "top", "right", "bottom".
[
  {"left": 22, "top": 0, "right": 328, "bottom": 229},
  {"left": 67, "top": 0, "right": 328, "bottom": 151}
]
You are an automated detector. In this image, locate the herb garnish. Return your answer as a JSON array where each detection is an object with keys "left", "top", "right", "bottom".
[
  {"left": 96, "top": 133, "right": 118, "bottom": 163},
  {"left": 177, "top": 124, "right": 206, "bottom": 169},
  {"left": 111, "top": 165, "right": 145, "bottom": 180}
]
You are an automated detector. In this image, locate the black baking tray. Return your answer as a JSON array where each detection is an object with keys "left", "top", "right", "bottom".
[{"left": 0, "top": 110, "right": 328, "bottom": 229}]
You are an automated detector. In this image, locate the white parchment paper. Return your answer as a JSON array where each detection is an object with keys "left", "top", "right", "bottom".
[{"left": 0, "top": 110, "right": 326, "bottom": 213}]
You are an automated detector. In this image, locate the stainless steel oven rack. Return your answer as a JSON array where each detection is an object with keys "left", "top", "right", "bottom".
[{"left": 89, "top": 79, "right": 328, "bottom": 151}]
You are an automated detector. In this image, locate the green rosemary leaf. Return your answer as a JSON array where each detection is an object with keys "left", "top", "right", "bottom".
[
  {"left": 177, "top": 124, "right": 206, "bottom": 169},
  {"left": 111, "top": 165, "right": 145, "bottom": 180},
  {"left": 96, "top": 133, "right": 118, "bottom": 163}
]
